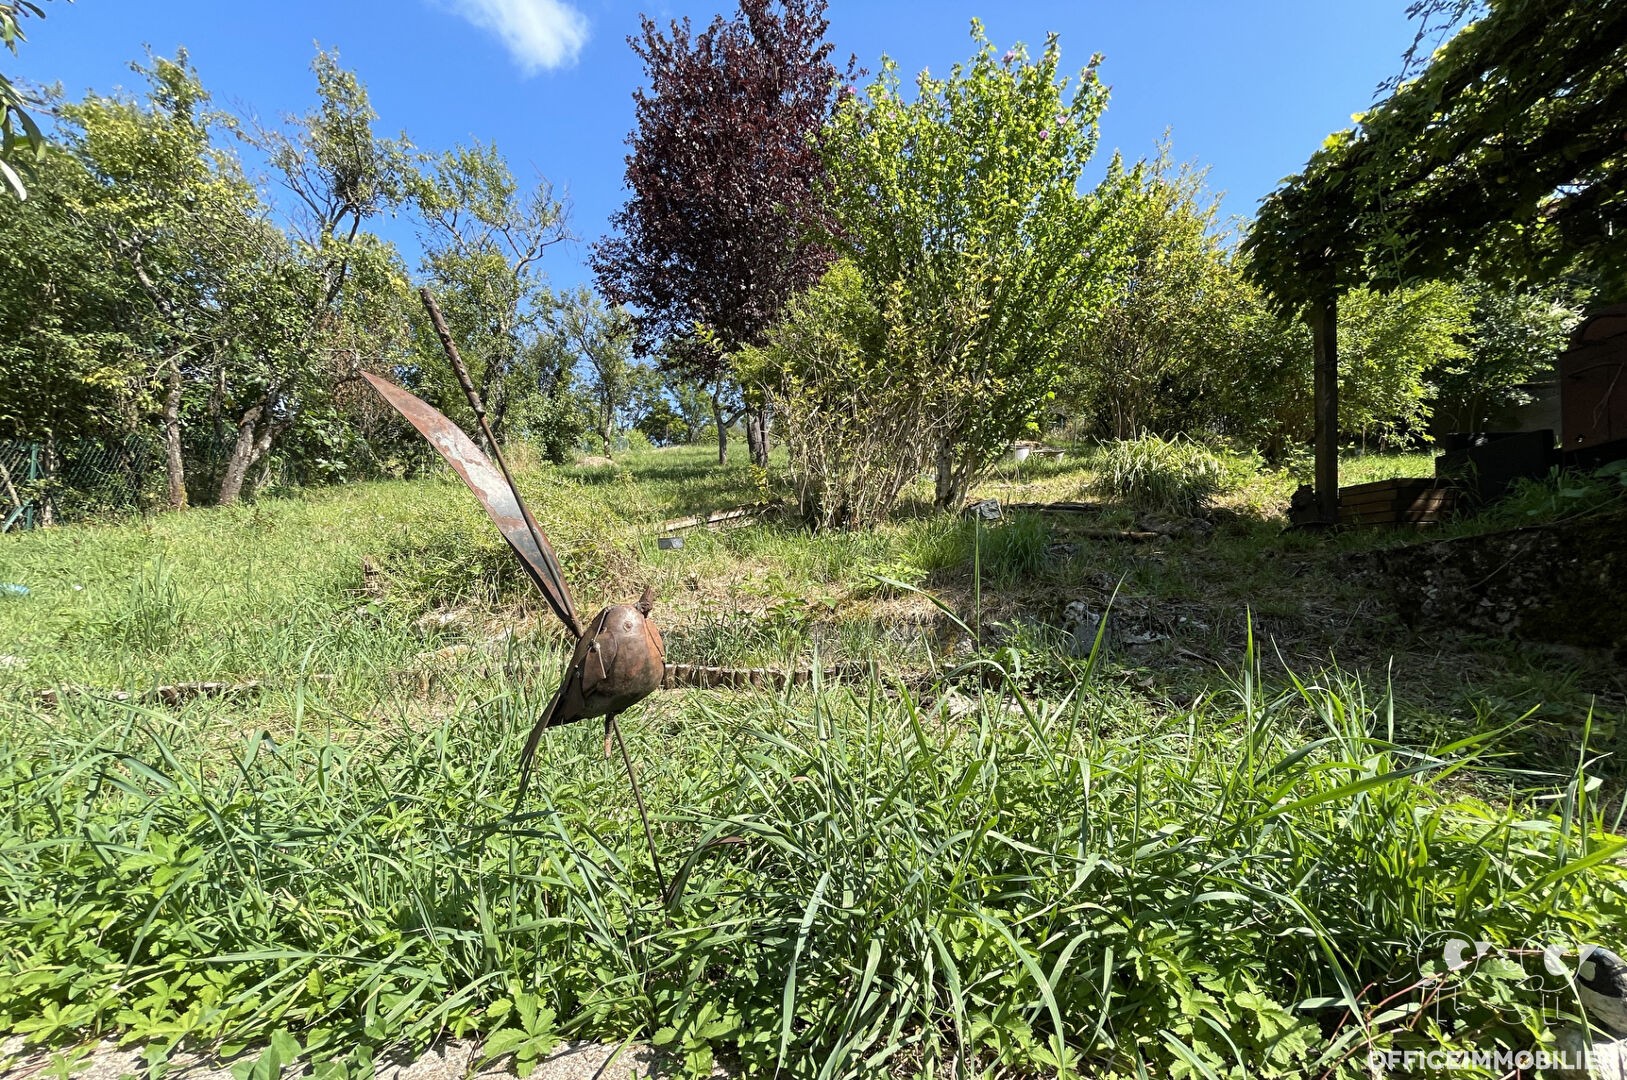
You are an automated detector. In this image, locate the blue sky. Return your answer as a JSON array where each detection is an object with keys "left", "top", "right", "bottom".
[{"left": 16, "top": 1, "right": 1421, "bottom": 295}]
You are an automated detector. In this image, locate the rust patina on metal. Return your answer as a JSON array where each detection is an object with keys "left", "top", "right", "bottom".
[
  {"left": 365, "top": 290, "right": 672, "bottom": 895},
  {"left": 360, "top": 371, "right": 582, "bottom": 639}
]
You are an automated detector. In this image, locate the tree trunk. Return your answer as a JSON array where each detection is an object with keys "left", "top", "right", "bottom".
[
  {"left": 932, "top": 441, "right": 971, "bottom": 512},
  {"left": 217, "top": 394, "right": 282, "bottom": 506},
  {"left": 745, "top": 402, "right": 771, "bottom": 468},
  {"left": 217, "top": 404, "right": 263, "bottom": 506},
  {"left": 247, "top": 454, "right": 274, "bottom": 500},
  {"left": 39, "top": 435, "right": 56, "bottom": 527},
  {"left": 711, "top": 388, "right": 727, "bottom": 465},
  {"left": 163, "top": 359, "right": 187, "bottom": 510}
]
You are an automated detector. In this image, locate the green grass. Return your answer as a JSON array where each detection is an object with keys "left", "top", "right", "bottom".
[
  {"left": 1086, "top": 436, "right": 1232, "bottom": 517},
  {"left": 1, "top": 443, "right": 1624, "bottom": 1078}
]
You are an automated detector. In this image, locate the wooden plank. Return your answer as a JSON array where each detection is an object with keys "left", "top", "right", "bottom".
[{"left": 659, "top": 505, "right": 762, "bottom": 533}]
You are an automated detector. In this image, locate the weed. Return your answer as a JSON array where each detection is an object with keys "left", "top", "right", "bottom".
[
  {"left": 1088, "top": 435, "right": 1230, "bottom": 516},
  {"left": 93, "top": 558, "right": 187, "bottom": 653}
]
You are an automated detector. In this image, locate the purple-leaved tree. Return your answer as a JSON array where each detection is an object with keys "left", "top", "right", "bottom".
[{"left": 592, "top": 0, "right": 852, "bottom": 466}]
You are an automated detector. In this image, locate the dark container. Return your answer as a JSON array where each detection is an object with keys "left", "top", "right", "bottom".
[
  {"left": 1436, "top": 429, "right": 1557, "bottom": 503},
  {"left": 1559, "top": 304, "right": 1627, "bottom": 454}
]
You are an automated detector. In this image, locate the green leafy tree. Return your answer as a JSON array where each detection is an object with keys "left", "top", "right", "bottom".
[
  {"left": 57, "top": 52, "right": 272, "bottom": 508},
  {"left": 1430, "top": 278, "right": 1580, "bottom": 432},
  {"left": 0, "top": 147, "right": 142, "bottom": 445},
  {"left": 411, "top": 141, "right": 566, "bottom": 439},
  {"left": 551, "top": 287, "right": 638, "bottom": 458},
  {"left": 821, "top": 23, "right": 1134, "bottom": 509},
  {"left": 739, "top": 260, "right": 939, "bottom": 527},
  {"left": 1066, "top": 145, "right": 1230, "bottom": 439},
  {"left": 216, "top": 47, "right": 414, "bottom": 505},
  {"left": 1337, "top": 282, "right": 1471, "bottom": 447},
  {"left": 1205, "top": 273, "right": 1473, "bottom": 457}
]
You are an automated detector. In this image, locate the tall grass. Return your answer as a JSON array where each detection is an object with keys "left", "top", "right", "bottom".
[
  {"left": 1088, "top": 436, "right": 1230, "bottom": 517},
  {"left": 0, "top": 643, "right": 1620, "bottom": 1078}
]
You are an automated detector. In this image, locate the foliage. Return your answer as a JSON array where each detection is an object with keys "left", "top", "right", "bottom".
[
  {"left": 1337, "top": 281, "right": 1471, "bottom": 445},
  {"left": 550, "top": 287, "right": 642, "bottom": 458},
  {"left": 737, "top": 261, "right": 939, "bottom": 528},
  {"left": 0, "top": 147, "right": 142, "bottom": 442},
  {"left": 410, "top": 141, "right": 566, "bottom": 440},
  {"left": 977, "top": 511, "right": 1050, "bottom": 584},
  {"left": 592, "top": 0, "right": 850, "bottom": 463},
  {"left": 1088, "top": 435, "right": 1229, "bottom": 516},
  {"left": 1065, "top": 145, "right": 1231, "bottom": 439},
  {"left": 217, "top": 47, "right": 414, "bottom": 505},
  {"left": 1244, "top": 0, "right": 1627, "bottom": 311},
  {"left": 1198, "top": 273, "right": 1473, "bottom": 458},
  {"left": 0, "top": 0, "right": 57, "bottom": 198},
  {"left": 1475, "top": 461, "right": 1627, "bottom": 528},
  {"left": 1430, "top": 277, "right": 1581, "bottom": 431},
  {"left": 49, "top": 49, "right": 415, "bottom": 509},
  {"left": 821, "top": 23, "right": 1134, "bottom": 509}
]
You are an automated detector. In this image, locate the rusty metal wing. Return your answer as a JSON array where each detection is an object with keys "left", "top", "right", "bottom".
[{"left": 361, "top": 371, "right": 581, "bottom": 638}]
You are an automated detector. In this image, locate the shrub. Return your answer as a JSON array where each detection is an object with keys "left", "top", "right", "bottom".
[
  {"left": 1089, "top": 434, "right": 1228, "bottom": 516},
  {"left": 737, "top": 262, "right": 939, "bottom": 529}
]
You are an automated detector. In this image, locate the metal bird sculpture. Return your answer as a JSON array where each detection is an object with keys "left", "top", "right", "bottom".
[{"left": 361, "top": 288, "right": 668, "bottom": 892}]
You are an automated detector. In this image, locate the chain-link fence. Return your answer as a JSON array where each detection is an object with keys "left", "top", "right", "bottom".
[{"left": 0, "top": 436, "right": 165, "bottom": 531}]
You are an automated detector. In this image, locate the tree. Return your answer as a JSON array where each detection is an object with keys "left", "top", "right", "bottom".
[
  {"left": 215, "top": 48, "right": 413, "bottom": 505},
  {"left": 1204, "top": 273, "right": 1473, "bottom": 457},
  {"left": 820, "top": 24, "right": 1134, "bottom": 509},
  {"left": 592, "top": 0, "right": 851, "bottom": 467},
  {"left": 552, "top": 287, "right": 638, "bottom": 458},
  {"left": 1066, "top": 146, "right": 1231, "bottom": 439},
  {"left": 1430, "top": 277, "right": 1580, "bottom": 432},
  {"left": 411, "top": 142, "right": 567, "bottom": 439},
  {"left": 0, "top": 147, "right": 142, "bottom": 446},
  {"left": 1336, "top": 281, "right": 1471, "bottom": 446},
  {"left": 739, "top": 260, "right": 942, "bottom": 527},
  {"left": 1245, "top": 0, "right": 1627, "bottom": 310},
  {"left": 57, "top": 52, "right": 272, "bottom": 509}
]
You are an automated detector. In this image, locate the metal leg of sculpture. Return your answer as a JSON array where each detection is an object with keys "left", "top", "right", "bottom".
[{"left": 609, "top": 714, "right": 668, "bottom": 901}]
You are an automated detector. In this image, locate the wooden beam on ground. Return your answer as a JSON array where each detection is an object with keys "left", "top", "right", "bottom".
[
  {"left": 1311, "top": 295, "right": 1340, "bottom": 525},
  {"left": 659, "top": 505, "right": 761, "bottom": 533}
]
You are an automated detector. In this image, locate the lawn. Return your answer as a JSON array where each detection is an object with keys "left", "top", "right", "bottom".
[{"left": 0, "top": 442, "right": 1622, "bottom": 1078}]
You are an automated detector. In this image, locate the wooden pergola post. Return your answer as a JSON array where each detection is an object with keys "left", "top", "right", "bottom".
[{"left": 1310, "top": 295, "right": 1339, "bottom": 524}]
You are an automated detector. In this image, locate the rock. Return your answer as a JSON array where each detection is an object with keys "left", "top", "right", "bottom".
[
  {"left": 1553, "top": 1024, "right": 1627, "bottom": 1079},
  {"left": 962, "top": 498, "right": 1002, "bottom": 522},
  {"left": 413, "top": 607, "right": 469, "bottom": 634},
  {"left": 1371, "top": 510, "right": 1627, "bottom": 652},
  {"left": 1063, "top": 600, "right": 1105, "bottom": 650}
]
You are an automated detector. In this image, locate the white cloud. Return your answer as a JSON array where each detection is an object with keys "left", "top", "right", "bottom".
[{"left": 436, "top": 0, "right": 590, "bottom": 73}]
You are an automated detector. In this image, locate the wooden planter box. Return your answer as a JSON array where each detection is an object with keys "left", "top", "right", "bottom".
[{"left": 1338, "top": 478, "right": 1458, "bottom": 526}]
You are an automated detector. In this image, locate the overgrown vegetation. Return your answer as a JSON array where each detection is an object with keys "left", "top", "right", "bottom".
[
  {"left": 1087, "top": 435, "right": 1230, "bottom": 516},
  {"left": 1, "top": 445, "right": 1623, "bottom": 1077}
]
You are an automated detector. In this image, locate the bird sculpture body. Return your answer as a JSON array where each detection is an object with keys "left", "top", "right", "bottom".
[
  {"left": 363, "top": 292, "right": 670, "bottom": 894},
  {"left": 515, "top": 587, "right": 665, "bottom": 803}
]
